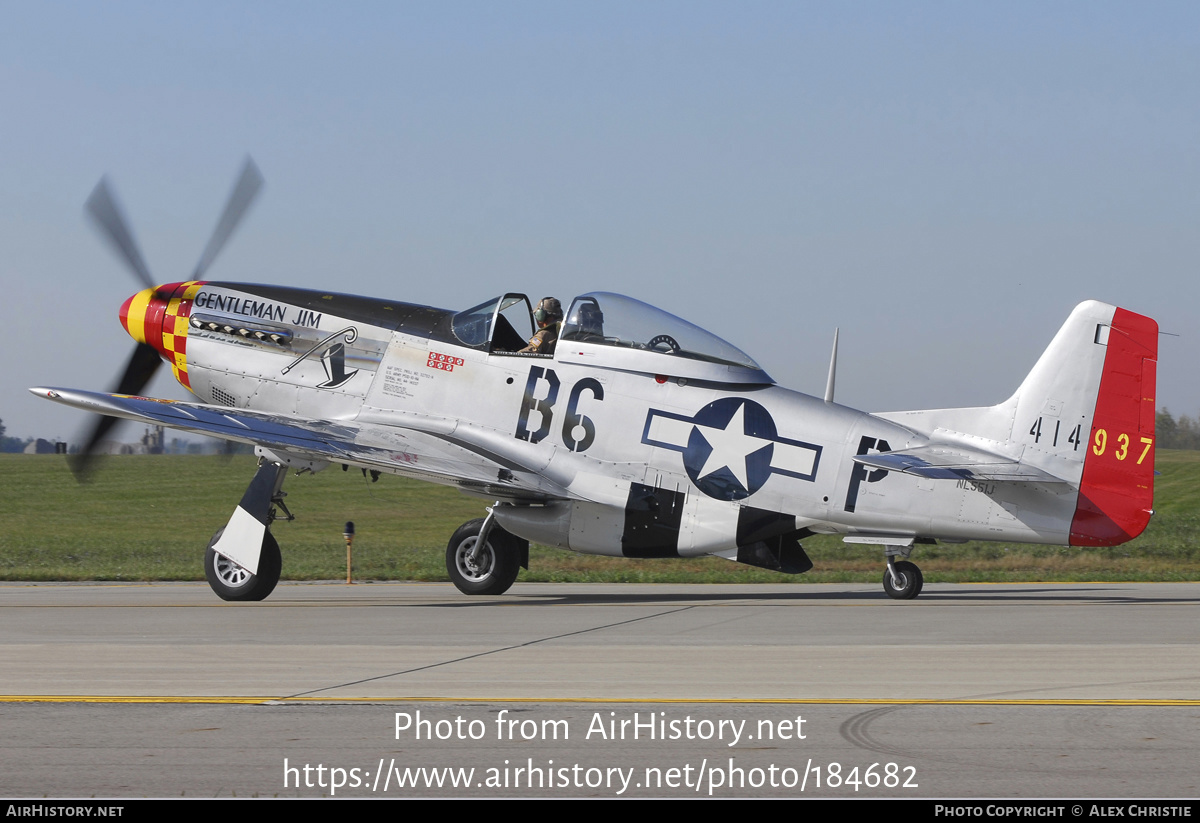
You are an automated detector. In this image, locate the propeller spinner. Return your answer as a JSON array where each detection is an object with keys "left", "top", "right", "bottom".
[{"left": 71, "top": 158, "right": 263, "bottom": 478}]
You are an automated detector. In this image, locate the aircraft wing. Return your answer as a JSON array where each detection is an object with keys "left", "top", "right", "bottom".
[
  {"left": 31, "top": 387, "right": 570, "bottom": 501},
  {"left": 852, "top": 444, "right": 1068, "bottom": 484}
]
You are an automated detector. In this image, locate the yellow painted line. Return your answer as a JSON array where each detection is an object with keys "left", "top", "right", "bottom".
[
  {"left": 0, "top": 695, "right": 275, "bottom": 704},
  {"left": 0, "top": 582, "right": 1194, "bottom": 588},
  {"left": 816, "top": 583, "right": 1200, "bottom": 589},
  {"left": 275, "top": 697, "right": 1200, "bottom": 706},
  {"left": 3, "top": 695, "right": 1199, "bottom": 706}
]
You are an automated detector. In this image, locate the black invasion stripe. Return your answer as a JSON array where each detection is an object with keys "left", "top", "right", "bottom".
[
  {"left": 621, "top": 482, "right": 685, "bottom": 558},
  {"left": 735, "top": 506, "right": 798, "bottom": 546}
]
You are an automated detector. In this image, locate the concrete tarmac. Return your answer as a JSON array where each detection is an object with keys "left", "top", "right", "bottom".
[{"left": 2, "top": 581, "right": 1198, "bottom": 798}]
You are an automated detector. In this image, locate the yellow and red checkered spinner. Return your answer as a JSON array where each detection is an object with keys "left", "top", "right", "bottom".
[{"left": 119, "top": 281, "right": 206, "bottom": 390}]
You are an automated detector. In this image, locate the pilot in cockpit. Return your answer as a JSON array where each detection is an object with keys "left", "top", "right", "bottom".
[{"left": 519, "top": 296, "right": 563, "bottom": 355}]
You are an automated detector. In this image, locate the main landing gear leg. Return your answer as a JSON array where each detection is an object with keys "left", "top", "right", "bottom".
[
  {"left": 205, "top": 459, "right": 291, "bottom": 602},
  {"left": 446, "top": 502, "right": 529, "bottom": 596},
  {"left": 882, "top": 547, "right": 923, "bottom": 600}
]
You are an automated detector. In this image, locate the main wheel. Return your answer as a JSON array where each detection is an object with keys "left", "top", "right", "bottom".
[
  {"left": 446, "top": 518, "right": 521, "bottom": 595},
  {"left": 882, "top": 560, "right": 923, "bottom": 600},
  {"left": 204, "top": 527, "right": 282, "bottom": 602}
]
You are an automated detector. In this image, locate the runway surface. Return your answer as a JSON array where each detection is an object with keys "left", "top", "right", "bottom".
[{"left": 2, "top": 581, "right": 1198, "bottom": 797}]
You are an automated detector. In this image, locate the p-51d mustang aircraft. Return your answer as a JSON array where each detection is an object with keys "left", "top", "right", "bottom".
[{"left": 33, "top": 162, "right": 1158, "bottom": 601}]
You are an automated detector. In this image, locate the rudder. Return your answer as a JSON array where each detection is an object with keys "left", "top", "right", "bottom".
[{"left": 1070, "top": 307, "right": 1158, "bottom": 546}]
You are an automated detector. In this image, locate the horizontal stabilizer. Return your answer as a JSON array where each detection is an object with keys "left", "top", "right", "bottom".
[{"left": 853, "top": 444, "right": 1067, "bottom": 483}]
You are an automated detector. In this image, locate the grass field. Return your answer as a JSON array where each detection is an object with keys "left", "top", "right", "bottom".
[{"left": 2, "top": 451, "right": 1198, "bottom": 584}]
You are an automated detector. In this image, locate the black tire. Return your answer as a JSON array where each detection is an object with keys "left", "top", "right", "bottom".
[
  {"left": 204, "top": 527, "right": 282, "bottom": 602},
  {"left": 883, "top": 560, "right": 923, "bottom": 600},
  {"left": 446, "top": 518, "right": 521, "bottom": 595}
]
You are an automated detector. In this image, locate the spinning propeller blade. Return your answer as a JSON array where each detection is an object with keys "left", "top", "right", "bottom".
[
  {"left": 192, "top": 157, "right": 263, "bottom": 281},
  {"left": 72, "top": 159, "right": 263, "bottom": 478},
  {"left": 85, "top": 178, "right": 155, "bottom": 289},
  {"left": 69, "top": 342, "right": 163, "bottom": 479}
]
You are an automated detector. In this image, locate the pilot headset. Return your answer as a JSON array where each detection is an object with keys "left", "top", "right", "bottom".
[{"left": 533, "top": 297, "right": 561, "bottom": 325}]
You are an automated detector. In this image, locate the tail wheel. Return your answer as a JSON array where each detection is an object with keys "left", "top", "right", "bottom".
[
  {"left": 446, "top": 518, "right": 521, "bottom": 595},
  {"left": 883, "top": 560, "right": 923, "bottom": 600},
  {"left": 204, "top": 527, "right": 282, "bottom": 602}
]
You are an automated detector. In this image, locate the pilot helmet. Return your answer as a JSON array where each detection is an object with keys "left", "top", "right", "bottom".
[{"left": 533, "top": 297, "right": 563, "bottom": 326}]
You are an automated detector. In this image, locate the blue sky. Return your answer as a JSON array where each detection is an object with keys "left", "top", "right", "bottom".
[{"left": 2, "top": 1, "right": 1197, "bottom": 441}]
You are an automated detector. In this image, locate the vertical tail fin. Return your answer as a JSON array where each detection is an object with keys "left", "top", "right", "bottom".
[
  {"left": 1004, "top": 301, "right": 1157, "bottom": 544},
  {"left": 877, "top": 300, "right": 1158, "bottom": 546}
]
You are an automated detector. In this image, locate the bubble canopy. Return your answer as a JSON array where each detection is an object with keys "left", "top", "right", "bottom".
[{"left": 558, "top": 292, "right": 772, "bottom": 384}]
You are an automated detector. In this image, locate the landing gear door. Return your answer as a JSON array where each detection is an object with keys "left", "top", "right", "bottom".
[{"left": 489, "top": 293, "right": 535, "bottom": 354}]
